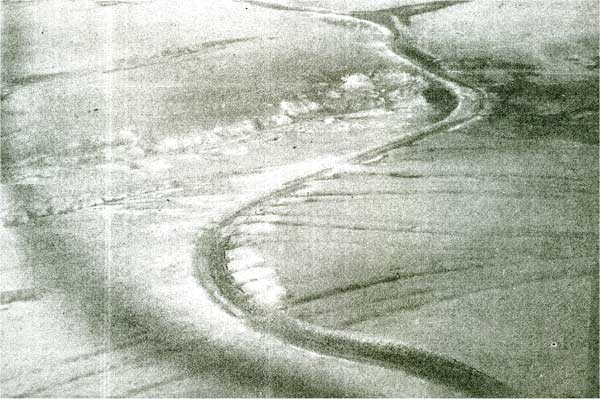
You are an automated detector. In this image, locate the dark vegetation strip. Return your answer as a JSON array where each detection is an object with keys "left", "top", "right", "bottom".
[
  {"left": 289, "top": 257, "right": 594, "bottom": 309},
  {"left": 287, "top": 188, "right": 593, "bottom": 199},
  {"left": 122, "top": 373, "right": 191, "bottom": 397},
  {"left": 9, "top": 71, "right": 74, "bottom": 87},
  {"left": 6, "top": 37, "right": 258, "bottom": 89},
  {"left": 195, "top": 229, "right": 518, "bottom": 397},
  {"left": 237, "top": 0, "right": 330, "bottom": 13},
  {"left": 0, "top": 288, "right": 38, "bottom": 304},
  {"left": 14, "top": 363, "right": 125, "bottom": 398},
  {"left": 288, "top": 263, "right": 484, "bottom": 306},
  {"left": 231, "top": 219, "right": 597, "bottom": 239},
  {"left": 352, "top": 1, "right": 469, "bottom": 24},
  {"left": 104, "top": 37, "right": 259, "bottom": 73},
  {"left": 337, "top": 270, "right": 593, "bottom": 327}
]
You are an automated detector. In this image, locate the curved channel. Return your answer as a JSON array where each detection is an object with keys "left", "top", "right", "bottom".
[{"left": 194, "top": 2, "right": 517, "bottom": 397}]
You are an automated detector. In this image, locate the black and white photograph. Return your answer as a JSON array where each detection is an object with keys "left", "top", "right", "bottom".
[{"left": 1, "top": 0, "right": 598, "bottom": 397}]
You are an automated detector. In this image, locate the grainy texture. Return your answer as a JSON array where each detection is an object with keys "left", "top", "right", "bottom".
[{"left": 1, "top": 0, "right": 598, "bottom": 397}]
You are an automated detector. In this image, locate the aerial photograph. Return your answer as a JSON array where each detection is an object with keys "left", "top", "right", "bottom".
[{"left": 1, "top": 0, "right": 598, "bottom": 397}]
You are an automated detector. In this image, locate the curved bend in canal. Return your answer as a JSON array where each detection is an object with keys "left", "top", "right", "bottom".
[{"left": 1, "top": 0, "right": 598, "bottom": 397}]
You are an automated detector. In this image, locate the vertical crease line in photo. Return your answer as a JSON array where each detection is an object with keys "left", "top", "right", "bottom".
[{"left": 102, "top": 6, "right": 116, "bottom": 398}]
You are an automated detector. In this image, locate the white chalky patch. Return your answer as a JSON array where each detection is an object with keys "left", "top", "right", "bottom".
[
  {"left": 225, "top": 246, "right": 286, "bottom": 307},
  {"left": 231, "top": 267, "right": 276, "bottom": 285},
  {"left": 361, "top": 155, "right": 385, "bottom": 165},
  {"left": 272, "top": 197, "right": 308, "bottom": 206},
  {"left": 242, "top": 279, "right": 287, "bottom": 308},
  {"left": 271, "top": 114, "right": 293, "bottom": 126},
  {"left": 252, "top": 214, "right": 281, "bottom": 223},
  {"left": 279, "top": 100, "right": 320, "bottom": 117},
  {"left": 225, "top": 247, "right": 265, "bottom": 272},
  {"left": 341, "top": 74, "right": 373, "bottom": 91}
]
